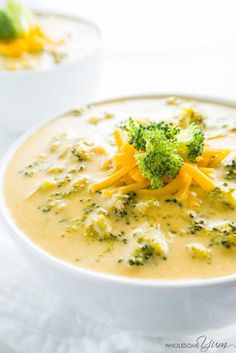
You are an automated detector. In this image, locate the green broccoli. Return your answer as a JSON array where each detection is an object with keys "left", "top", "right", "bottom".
[
  {"left": 71, "top": 143, "right": 90, "bottom": 161},
  {"left": 211, "top": 222, "right": 236, "bottom": 249},
  {"left": 125, "top": 118, "right": 179, "bottom": 151},
  {"left": 177, "top": 123, "right": 204, "bottom": 162},
  {"left": 178, "top": 107, "right": 206, "bottom": 129},
  {"left": 0, "top": 11, "right": 17, "bottom": 39},
  {"left": 6, "top": 0, "right": 33, "bottom": 34},
  {"left": 124, "top": 224, "right": 169, "bottom": 266},
  {"left": 135, "top": 129, "right": 183, "bottom": 188},
  {"left": 209, "top": 187, "right": 236, "bottom": 210},
  {"left": 125, "top": 118, "right": 205, "bottom": 189},
  {"left": 155, "top": 121, "right": 180, "bottom": 140},
  {"left": 0, "top": 0, "right": 33, "bottom": 40},
  {"left": 107, "top": 192, "right": 136, "bottom": 218},
  {"left": 224, "top": 159, "right": 236, "bottom": 180},
  {"left": 125, "top": 118, "right": 146, "bottom": 150},
  {"left": 85, "top": 210, "right": 113, "bottom": 240}
]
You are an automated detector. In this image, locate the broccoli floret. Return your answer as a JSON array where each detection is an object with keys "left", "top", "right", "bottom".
[
  {"left": 125, "top": 118, "right": 147, "bottom": 150},
  {"left": 0, "top": 11, "right": 17, "bottom": 39},
  {"left": 0, "top": 0, "right": 33, "bottom": 40},
  {"left": 71, "top": 177, "right": 89, "bottom": 192},
  {"left": 71, "top": 143, "right": 90, "bottom": 161},
  {"left": 106, "top": 192, "right": 136, "bottom": 217},
  {"left": 6, "top": 0, "right": 33, "bottom": 34},
  {"left": 85, "top": 210, "right": 113, "bottom": 240},
  {"left": 189, "top": 217, "right": 206, "bottom": 235},
  {"left": 211, "top": 223, "right": 236, "bottom": 249},
  {"left": 224, "top": 159, "right": 236, "bottom": 180},
  {"left": 125, "top": 224, "right": 169, "bottom": 266},
  {"left": 127, "top": 243, "right": 153, "bottom": 266},
  {"left": 178, "top": 107, "right": 206, "bottom": 129},
  {"left": 125, "top": 118, "right": 205, "bottom": 188},
  {"left": 177, "top": 123, "right": 204, "bottom": 162},
  {"left": 209, "top": 187, "right": 236, "bottom": 210},
  {"left": 125, "top": 118, "right": 179, "bottom": 151},
  {"left": 155, "top": 121, "right": 180, "bottom": 140},
  {"left": 39, "top": 198, "right": 66, "bottom": 213},
  {"left": 135, "top": 130, "right": 183, "bottom": 188}
]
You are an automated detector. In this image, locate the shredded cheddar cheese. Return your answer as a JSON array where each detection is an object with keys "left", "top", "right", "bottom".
[
  {"left": 0, "top": 25, "right": 62, "bottom": 58},
  {"left": 91, "top": 129, "right": 230, "bottom": 200}
]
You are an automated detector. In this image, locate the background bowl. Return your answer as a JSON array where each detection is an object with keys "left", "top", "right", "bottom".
[
  {"left": 1, "top": 95, "right": 236, "bottom": 337},
  {"left": 0, "top": 13, "right": 101, "bottom": 134}
]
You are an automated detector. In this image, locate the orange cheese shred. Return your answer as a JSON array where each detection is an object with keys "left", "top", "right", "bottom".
[
  {"left": 90, "top": 126, "right": 231, "bottom": 196},
  {"left": 117, "top": 180, "right": 150, "bottom": 194},
  {"left": 175, "top": 174, "right": 192, "bottom": 201},
  {"left": 182, "top": 163, "right": 215, "bottom": 192},
  {"left": 137, "top": 170, "right": 185, "bottom": 197},
  {"left": 90, "top": 160, "right": 136, "bottom": 192}
]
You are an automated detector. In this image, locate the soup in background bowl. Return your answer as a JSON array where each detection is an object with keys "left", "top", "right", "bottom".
[
  {"left": 1, "top": 95, "right": 236, "bottom": 336},
  {"left": 0, "top": 12, "right": 100, "bottom": 71},
  {"left": 0, "top": 1, "right": 101, "bottom": 132}
]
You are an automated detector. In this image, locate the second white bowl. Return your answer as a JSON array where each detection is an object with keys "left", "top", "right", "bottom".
[{"left": 0, "top": 13, "right": 101, "bottom": 134}]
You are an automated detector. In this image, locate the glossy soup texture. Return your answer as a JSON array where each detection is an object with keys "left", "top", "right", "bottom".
[
  {"left": 4, "top": 97, "right": 236, "bottom": 280},
  {"left": 0, "top": 13, "right": 99, "bottom": 71}
]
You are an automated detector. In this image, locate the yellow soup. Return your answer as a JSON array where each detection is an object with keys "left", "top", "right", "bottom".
[{"left": 4, "top": 96, "right": 236, "bottom": 280}]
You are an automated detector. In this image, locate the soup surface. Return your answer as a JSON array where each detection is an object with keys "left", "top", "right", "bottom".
[
  {"left": 4, "top": 96, "right": 236, "bottom": 280},
  {"left": 0, "top": 13, "right": 99, "bottom": 71}
]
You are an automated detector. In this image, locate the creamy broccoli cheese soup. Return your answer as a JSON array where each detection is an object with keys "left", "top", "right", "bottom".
[
  {"left": 4, "top": 96, "right": 236, "bottom": 280},
  {"left": 0, "top": 13, "right": 99, "bottom": 71}
]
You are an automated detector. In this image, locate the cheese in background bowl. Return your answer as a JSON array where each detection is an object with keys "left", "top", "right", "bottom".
[{"left": 0, "top": 0, "right": 101, "bottom": 133}]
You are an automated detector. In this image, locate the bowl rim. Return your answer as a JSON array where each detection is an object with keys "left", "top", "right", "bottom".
[
  {"left": 2, "top": 93, "right": 236, "bottom": 289},
  {"left": 0, "top": 10, "right": 101, "bottom": 77}
]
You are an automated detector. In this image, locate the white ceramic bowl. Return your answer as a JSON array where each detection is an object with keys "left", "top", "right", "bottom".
[
  {"left": 1, "top": 95, "right": 236, "bottom": 337},
  {"left": 0, "top": 13, "right": 101, "bottom": 134}
]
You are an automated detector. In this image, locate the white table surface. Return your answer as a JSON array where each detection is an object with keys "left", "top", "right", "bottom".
[{"left": 1, "top": 44, "right": 236, "bottom": 352}]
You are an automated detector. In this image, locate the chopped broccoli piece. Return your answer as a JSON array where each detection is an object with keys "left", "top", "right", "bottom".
[
  {"left": 6, "top": 0, "right": 33, "bottom": 34},
  {"left": 124, "top": 224, "right": 169, "bottom": 266},
  {"left": 224, "top": 159, "right": 236, "bottom": 180},
  {"left": 85, "top": 211, "right": 112, "bottom": 240},
  {"left": 135, "top": 199, "right": 160, "bottom": 215},
  {"left": 125, "top": 118, "right": 205, "bottom": 189},
  {"left": 178, "top": 107, "right": 206, "bottom": 129},
  {"left": 0, "top": 0, "right": 33, "bottom": 40},
  {"left": 189, "top": 217, "right": 206, "bottom": 235},
  {"left": 125, "top": 118, "right": 179, "bottom": 151},
  {"left": 185, "top": 243, "right": 212, "bottom": 262},
  {"left": 127, "top": 243, "right": 153, "bottom": 266},
  {"left": 107, "top": 192, "right": 137, "bottom": 217},
  {"left": 209, "top": 187, "right": 236, "bottom": 210},
  {"left": 0, "top": 11, "right": 17, "bottom": 39},
  {"left": 125, "top": 118, "right": 146, "bottom": 150},
  {"left": 71, "top": 143, "right": 90, "bottom": 161},
  {"left": 39, "top": 198, "right": 65, "bottom": 213},
  {"left": 211, "top": 222, "right": 236, "bottom": 248},
  {"left": 71, "top": 177, "right": 88, "bottom": 192},
  {"left": 155, "top": 121, "right": 180, "bottom": 141},
  {"left": 177, "top": 123, "right": 204, "bottom": 162},
  {"left": 135, "top": 129, "right": 183, "bottom": 188}
]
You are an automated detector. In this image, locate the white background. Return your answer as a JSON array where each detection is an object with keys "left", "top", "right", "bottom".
[
  {"left": 1, "top": 1, "right": 236, "bottom": 352},
  {"left": 28, "top": 0, "right": 236, "bottom": 101}
]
